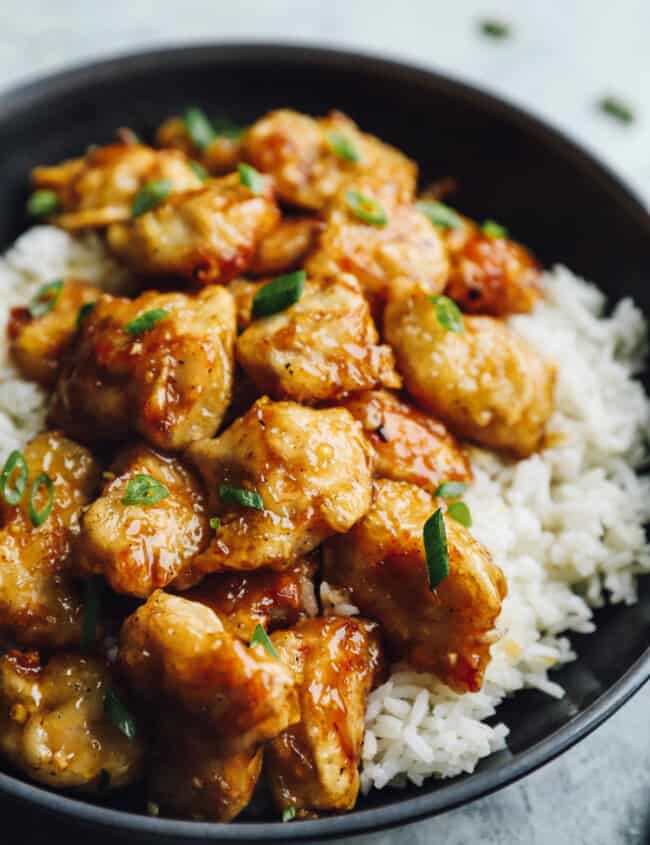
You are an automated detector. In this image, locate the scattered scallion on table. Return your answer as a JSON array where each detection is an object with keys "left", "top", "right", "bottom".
[
  {"left": 479, "top": 19, "right": 511, "bottom": 39},
  {"left": 598, "top": 96, "right": 635, "bottom": 125}
]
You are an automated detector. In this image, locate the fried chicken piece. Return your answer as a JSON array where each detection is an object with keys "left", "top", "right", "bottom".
[
  {"left": 106, "top": 173, "right": 279, "bottom": 285},
  {"left": 0, "top": 432, "right": 101, "bottom": 647},
  {"left": 0, "top": 650, "right": 143, "bottom": 791},
  {"left": 266, "top": 617, "right": 384, "bottom": 816},
  {"left": 118, "top": 591, "right": 299, "bottom": 754},
  {"left": 236, "top": 274, "right": 400, "bottom": 404},
  {"left": 50, "top": 286, "right": 236, "bottom": 451},
  {"left": 149, "top": 708, "right": 262, "bottom": 822},
  {"left": 7, "top": 280, "right": 99, "bottom": 387},
  {"left": 183, "top": 398, "right": 374, "bottom": 576},
  {"left": 156, "top": 116, "right": 243, "bottom": 175},
  {"left": 442, "top": 215, "right": 541, "bottom": 315},
  {"left": 243, "top": 109, "right": 416, "bottom": 210},
  {"left": 31, "top": 143, "right": 202, "bottom": 230},
  {"left": 184, "top": 557, "right": 318, "bottom": 641},
  {"left": 227, "top": 278, "right": 260, "bottom": 332},
  {"left": 323, "top": 480, "right": 506, "bottom": 693},
  {"left": 341, "top": 390, "right": 472, "bottom": 491},
  {"left": 384, "top": 289, "right": 556, "bottom": 457},
  {"left": 249, "top": 217, "right": 323, "bottom": 276},
  {"left": 76, "top": 444, "right": 208, "bottom": 598}
]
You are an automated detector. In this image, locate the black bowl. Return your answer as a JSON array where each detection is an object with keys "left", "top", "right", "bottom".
[{"left": 0, "top": 43, "right": 648, "bottom": 843}]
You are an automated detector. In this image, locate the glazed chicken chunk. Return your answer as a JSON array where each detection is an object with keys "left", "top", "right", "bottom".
[
  {"left": 50, "top": 286, "right": 236, "bottom": 450},
  {"left": 323, "top": 480, "right": 506, "bottom": 693},
  {"left": 156, "top": 114, "right": 244, "bottom": 175},
  {"left": 249, "top": 217, "right": 323, "bottom": 276},
  {"left": 236, "top": 274, "right": 401, "bottom": 404},
  {"left": 0, "top": 432, "right": 101, "bottom": 647},
  {"left": 76, "top": 444, "right": 209, "bottom": 598},
  {"left": 341, "top": 390, "right": 472, "bottom": 491},
  {"left": 0, "top": 650, "right": 143, "bottom": 790},
  {"left": 243, "top": 109, "right": 416, "bottom": 210},
  {"left": 8, "top": 279, "right": 99, "bottom": 387},
  {"left": 384, "top": 289, "right": 556, "bottom": 457},
  {"left": 31, "top": 143, "right": 202, "bottom": 230},
  {"left": 119, "top": 591, "right": 300, "bottom": 754},
  {"left": 267, "top": 617, "right": 384, "bottom": 816},
  {"left": 106, "top": 172, "right": 280, "bottom": 285},
  {"left": 184, "top": 398, "right": 374, "bottom": 576}
]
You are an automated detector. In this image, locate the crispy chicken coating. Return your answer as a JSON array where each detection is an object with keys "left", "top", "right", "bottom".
[
  {"left": 341, "top": 390, "right": 472, "bottom": 491},
  {"left": 323, "top": 480, "right": 506, "bottom": 693},
  {"left": 184, "top": 398, "right": 374, "bottom": 576},
  {"left": 267, "top": 617, "right": 384, "bottom": 815},
  {"left": 243, "top": 109, "right": 416, "bottom": 210},
  {"left": 7, "top": 280, "right": 99, "bottom": 387},
  {"left": 106, "top": 173, "right": 280, "bottom": 285},
  {"left": 149, "top": 708, "right": 262, "bottom": 822},
  {"left": 384, "top": 289, "right": 556, "bottom": 457},
  {"left": 50, "top": 286, "right": 236, "bottom": 450},
  {"left": 77, "top": 444, "right": 209, "bottom": 598},
  {"left": 249, "top": 217, "right": 323, "bottom": 276},
  {"left": 236, "top": 274, "right": 400, "bottom": 404},
  {"left": 119, "top": 591, "right": 299, "bottom": 754},
  {"left": 31, "top": 143, "right": 202, "bottom": 230},
  {"left": 0, "top": 650, "right": 143, "bottom": 790},
  {"left": 0, "top": 432, "right": 101, "bottom": 647},
  {"left": 156, "top": 116, "right": 243, "bottom": 175}
]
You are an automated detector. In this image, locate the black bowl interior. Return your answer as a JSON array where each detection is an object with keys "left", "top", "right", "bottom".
[{"left": 0, "top": 44, "right": 648, "bottom": 843}]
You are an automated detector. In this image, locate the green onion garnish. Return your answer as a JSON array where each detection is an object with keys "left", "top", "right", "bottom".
[
  {"left": 28, "top": 280, "right": 63, "bottom": 318},
  {"left": 434, "top": 481, "right": 468, "bottom": 499},
  {"left": 218, "top": 485, "right": 264, "bottom": 511},
  {"left": 122, "top": 475, "right": 170, "bottom": 506},
  {"left": 189, "top": 160, "right": 209, "bottom": 181},
  {"left": 327, "top": 131, "right": 360, "bottom": 162},
  {"left": 27, "top": 189, "right": 60, "bottom": 218},
  {"left": 416, "top": 200, "right": 462, "bottom": 230},
  {"left": 131, "top": 179, "right": 172, "bottom": 217},
  {"left": 238, "top": 163, "right": 266, "bottom": 195},
  {"left": 209, "top": 516, "right": 221, "bottom": 530},
  {"left": 76, "top": 302, "right": 95, "bottom": 330},
  {"left": 184, "top": 106, "right": 216, "bottom": 151},
  {"left": 81, "top": 576, "right": 103, "bottom": 653},
  {"left": 124, "top": 308, "right": 169, "bottom": 336},
  {"left": 0, "top": 450, "right": 29, "bottom": 506},
  {"left": 250, "top": 623, "right": 278, "bottom": 659},
  {"left": 345, "top": 189, "right": 388, "bottom": 226},
  {"left": 598, "top": 96, "right": 635, "bottom": 125},
  {"left": 423, "top": 508, "right": 449, "bottom": 591},
  {"left": 282, "top": 805, "right": 297, "bottom": 823},
  {"left": 447, "top": 500, "right": 472, "bottom": 527},
  {"left": 251, "top": 270, "right": 306, "bottom": 318},
  {"left": 429, "top": 295, "right": 464, "bottom": 333},
  {"left": 29, "top": 473, "right": 54, "bottom": 527},
  {"left": 479, "top": 19, "right": 511, "bottom": 39},
  {"left": 482, "top": 219, "right": 508, "bottom": 239},
  {"left": 212, "top": 116, "right": 246, "bottom": 139},
  {"left": 104, "top": 687, "right": 137, "bottom": 741}
]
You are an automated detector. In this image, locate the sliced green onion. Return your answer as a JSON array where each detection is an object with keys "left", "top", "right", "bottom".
[
  {"left": 326, "top": 131, "right": 360, "bottom": 162},
  {"left": 76, "top": 301, "right": 96, "bottom": 330},
  {"left": 480, "top": 19, "right": 511, "bottom": 38},
  {"left": 184, "top": 106, "right": 216, "bottom": 151},
  {"left": 27, "top": 189, "right": 60, "bottom": 218},
  {"left": 0, "top": 450, "right": 28, "bottom": 506},
  {"left": 124, "top": 308, "right": 169, "bottom": 335},
  {"left": 434, "top": 481, "right": 468, "bottom": 499},
  {"left": 282, "top": 805, "right": 297, "bottom": 823},
  {"left": 131, "top": 179, "right": 172, "bottom": 217},
  {"left": 122, "top": 475, "right": 170, "bottom": 506},
  {"left": 599, "top": 96, "right": 635, "bottom": 125},
  {"left": 209, "top": 516, "right": 221, "bottom": 531},
  {"left": 482, "top": 219, "right": 508, "bottom": 239},
  {"left": 212, "top": 116, "right": 247, "bottom": 139},
  {"left": 238, "top": 163, "right": 266, "bottom": 195},
  {"left": 423, "top": 508, "right": 449, "bottom": 591},
  {"left": 81, "top": 576, "right": 103, "bottom": 652},
  {"left": 429, "top": 295, "right": 464, "bottom": 333},
  {"left": 250, "top": 623, "right": 278, "bottom": 659},
  {"left": 28, "top": 280, "right": 63, "bottom": 318},
  {"left": 416, "top": 200, "right": 462, "bottom": 230},
  {"left": 251, "top": 270, "right": 306, "bottom": 318},
  {"left": 447, "top": 500, "right": 472, "bottom": 527},
  {"left": 147, "top": 802, "right": 160, "bottom": 817},
  {"left": 104, "top": 687, "right": 137, "bottom": 741},
  {"left": 189, "top": 160, "right": 209, "bottom": 181},
  {"left": 29, "top": 473, "right": 54, "bottom": 527},
  {"left": 345, "top": 189, "right": 388, "bottom": 226},
  {"left": 218, "top": 485, "right": 264, "bottom": 511}
]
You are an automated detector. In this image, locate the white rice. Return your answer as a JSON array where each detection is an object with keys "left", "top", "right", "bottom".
[{"left": 1, "top": 229, "right": 649, "bottom": 793}]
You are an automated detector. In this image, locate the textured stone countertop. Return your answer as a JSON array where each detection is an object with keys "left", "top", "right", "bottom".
[{"left": 0, "top": 1, "right": 648, "bottom": 843}]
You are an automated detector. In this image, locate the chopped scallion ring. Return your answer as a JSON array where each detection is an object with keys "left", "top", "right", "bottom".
[
  {"left": 131, "top": 179, "right": 172, "bottom": 217},
  {"left": 423, "top": 508, "right": 449, "bottom": 591},
  {"left": 416, "top": 200, "right": 462, "bottom": 230},
  {"left": 282, "top": 805, "right": 297, "bottom": 823},
  {"left": 124, "top": 308, "right": 169, "bottom": 336},
  {"left": 184, "top": 106, "right": 216, "bottom": 151},
  {"left": 598, "top": 96, "right": 635, "bottom": 125},
  {"left": 250, "top": 623, "right": 278, "bottom": 659},
  {"left": 104, "top": 687, "right": 137, "bottom": 741},
  {"left": 189, "top": 160, "right": 209, "bottom": 181},
  {"left": 482, "top": 219, "right": 508, "bottom": 239},
  {"left": 29, "top": 473, "right": 55, "bottom": 527},
  {"left": 218, "top": 485, "right": 264, "bottom": 511},
  {"left": 447, "top": 500, "right": 472, "bottom": 527},
  {"left": 76, "top": 301, "right": 96, "bottom": 330},
  {"left": 252, "top": 270, "right": 306, "bottom": 318},
  {"left": 345, "top": 189, "right": 388, "bottom": 226},
  {"left": 27, "top": 189, "right": 60, "bottom": 218},
  {"left": 28, "top": 279, "right": 63, "bottom": 318},
  {"left": 429, "top": 295, "right": 464, "bottom": 333},
  {"left": 480, "top": 19, "right": 511, "bottom": 38},
  {"left": 121, "top": 475, "right": 170, "bottom": 506},
  {"left": 327, "top": 131, "right": 360, "bottom": 162},
  {"left": 434, "top": 481, "right": 468, "bottom": 499},
  {"left": 209, "top": 516, "right": 221, "bottom": 531},
  {"left": 238, "top": 163, "right": 266, "bottom": 195},
  {"left": 0, "top": 450, "right": 29, "bottom": 506}
]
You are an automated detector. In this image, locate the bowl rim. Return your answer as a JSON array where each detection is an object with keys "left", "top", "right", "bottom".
[{"left": 0, "top": 40, "right": 649, "bottom": 842}]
